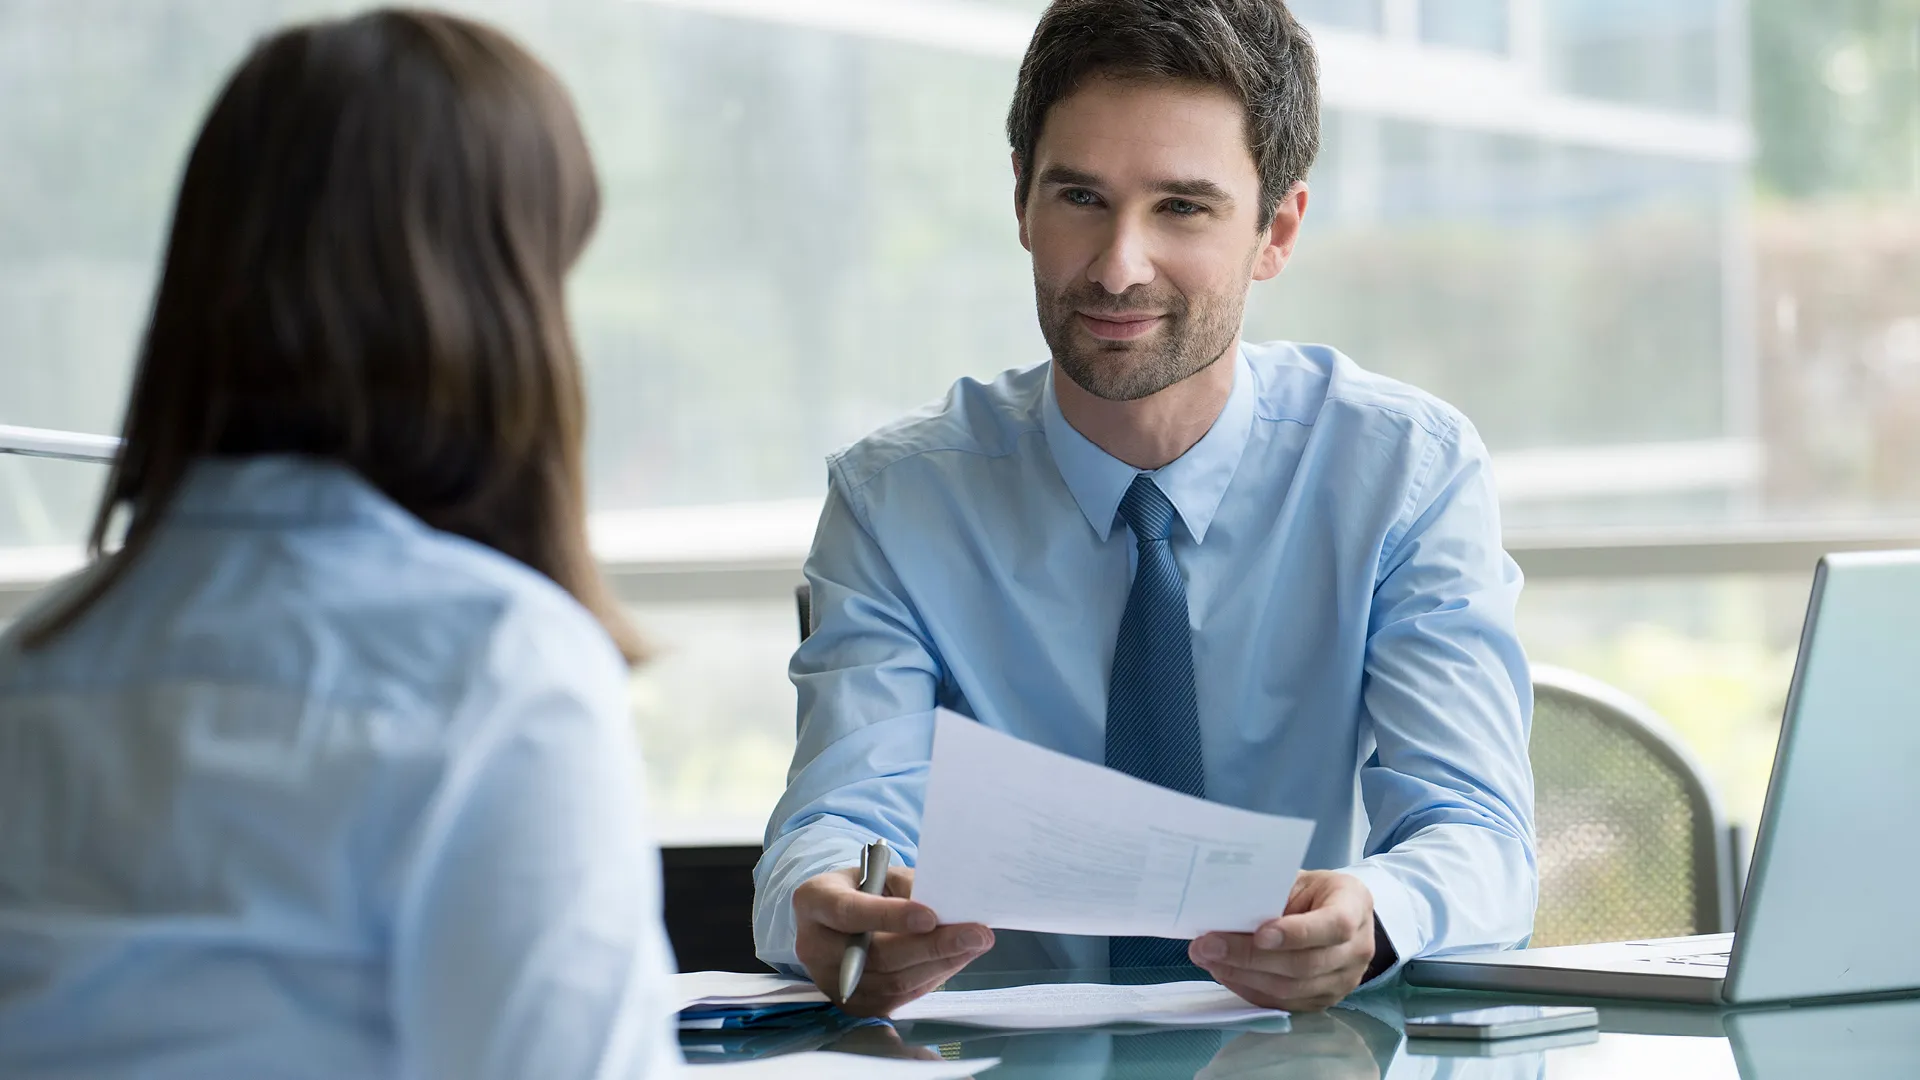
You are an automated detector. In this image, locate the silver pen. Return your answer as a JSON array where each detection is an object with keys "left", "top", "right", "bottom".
[{"left": 838, "top": 838, "right": 893, "bottom": 1003}]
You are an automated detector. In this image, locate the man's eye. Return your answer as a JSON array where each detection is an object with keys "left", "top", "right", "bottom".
[
  {"left": 1062, "top": 188, "right": 1101, "bottom": 207},
  {"left": 1165, "top": 199, "right": 1205, "bottom": 216}
]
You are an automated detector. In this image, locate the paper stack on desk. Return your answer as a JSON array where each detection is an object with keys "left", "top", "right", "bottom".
[
  {"left": 892, "top": 980, "right": 1287, "bottom": 1030},
  {"left": 911, "top": 710, "right": 1315, "bottom": 939},
  {"left": 673, "top": 971, "right": 829, "bottom": 1030},
  {"left": 674, "top": 974, "right": 1004, "bottom": 1075},
  {"left": 674, "top": 971, "right": 828, "bottom": 1012}
]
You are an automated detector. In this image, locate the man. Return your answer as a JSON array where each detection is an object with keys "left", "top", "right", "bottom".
[{"left": 753, "top": 0, "right": 1535, "bottom": 1017}]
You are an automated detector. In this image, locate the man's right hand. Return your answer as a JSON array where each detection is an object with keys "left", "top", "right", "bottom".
[{"left": 792, "top": 864, "right": 995, "bottom": 1017}]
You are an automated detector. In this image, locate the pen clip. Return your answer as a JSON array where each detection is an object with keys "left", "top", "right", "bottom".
[{"left": 859, "top": 839, "right": 890, "bottom": 892}]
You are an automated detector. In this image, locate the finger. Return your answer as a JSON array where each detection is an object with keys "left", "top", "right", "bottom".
[
  {"left": 795, "top": 922, "right": 849, "bottom": 972},
  {"left": 1213, "top": 964, "right": 1365, "bottom": 1012},
  {"left": 796, "top": 923, "right": 994, "bottom": 1004},
  {"left": 1194, "top": 938, "right": 1350, "bottom": 980},
  {"left": 794, "top": 931, "right": 941, "bottom": 1009},
  {"left": 1267, "top": 903, "right": 1366, "bottom": 951},
  {"left": 795, "top": 877, "right": 938, "bottom": 936},
  {"left": 795, "top": 947, "right": 843, "bottom": 998},
  {"left": 1192, "top": 930, "right": 1359, "bottom": 971},
  {"left": 793, "top": 919, "right": 870, "bottom": 995},
  {"left": 1189, "top": 932, "right": 1260, "bottom": 970},
  {"left": 1198, "top": 958, "right": 1362, "bottom": 1010},
  {"left": 884, "top": 865, "right": 917, "bottom": 899},
  {"left": 1211, "top": 967, "right": 1298, "bottom": 1011},
  {"left": 846, "top": 949, "right": 985, "bottom": 1015},
  {"left": 1275, "top": 968, "right": 1364, "bottom": 1011},
  {"left": 1286, "top": 871, "right": 1316, "bottom": 908},
  {"left": 1270, "top": 943, "right": 1353, "bottom": 979},
  {"left": 865, "top": 924, "right": 994, "bottom": 973},
  {"left": 1253, "top": 917, "right": 1287, "bottom": 950}
]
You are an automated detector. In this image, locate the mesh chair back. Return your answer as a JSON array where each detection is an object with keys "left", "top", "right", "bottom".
[{"left": 1530, "top": 665, "right": 1733, "bottom": 947}]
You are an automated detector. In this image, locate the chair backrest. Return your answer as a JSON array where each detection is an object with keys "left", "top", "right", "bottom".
[
  {"left": 1529, "top": 664, "right": 1735, "bottom": 947},
  {"left": 795, "top": 582, "right": 812, "bottom": 643}
]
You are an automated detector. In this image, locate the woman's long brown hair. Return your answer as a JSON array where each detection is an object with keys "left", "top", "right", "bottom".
[{"left": 24, "top": 7, "right": 643, "bottom": 663}]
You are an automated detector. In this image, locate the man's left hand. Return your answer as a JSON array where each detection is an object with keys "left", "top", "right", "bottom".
[{"left": 1188, "top": 870, "right": 1380, "bottom": 1012}]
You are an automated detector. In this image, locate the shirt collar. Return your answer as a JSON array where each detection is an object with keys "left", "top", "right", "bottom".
[
  {"left": 169, "top": 455, "right": 406, "bottom": 526},
  {"left": 1041, "top": 346, "right": 1257, "bottom": 544}
]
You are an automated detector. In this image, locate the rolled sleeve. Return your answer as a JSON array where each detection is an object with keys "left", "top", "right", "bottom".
[
  {"left": 752, "top": 461, "right": 944, "bottom": 971},
  {"left": 1350, "top": 417, "right": 1538, "bottom": 974}
]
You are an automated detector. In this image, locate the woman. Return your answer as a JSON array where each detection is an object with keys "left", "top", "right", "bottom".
[{"left": 0, "top": 10, "right": 680, "bottom": 1078}]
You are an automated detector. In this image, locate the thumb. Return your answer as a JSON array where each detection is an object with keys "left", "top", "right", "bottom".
[
  {"left": 800, "top": 867, "right": 937, "bottom": 934},
  {"left": 885, "top": 865, "right": 917, "bottom": 899},
  {"left": 1285, "top": 870, "right": 1333, "bottom": 914},
  {"left": 1286, "top": 872, "right": 1314, "bottom": 909}
]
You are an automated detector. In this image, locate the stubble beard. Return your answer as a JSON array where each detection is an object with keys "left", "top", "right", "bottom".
[{"left": 1038, "top": 277, "right": 1245, "bottom": 403}]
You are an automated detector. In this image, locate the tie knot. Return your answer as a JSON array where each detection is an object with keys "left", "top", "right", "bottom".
[{"left": 1118, "top": 474, "right": 1177, "bottom": 544}]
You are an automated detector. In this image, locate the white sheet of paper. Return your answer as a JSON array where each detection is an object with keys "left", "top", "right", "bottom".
[
  {"left": 890, "top": 980, "right": 1287, "bottom": 1030},
  {"left": 672, "top": 970, "right": 827, "bottom": 1011},
  {"left": 696, "top": 1051, "right": 999, "bottom": 1078},
  {"left": 911, "top": 710, "right": 1315, "bottom": 938}
]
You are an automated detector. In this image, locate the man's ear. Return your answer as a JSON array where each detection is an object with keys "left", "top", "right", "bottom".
[
  {"left": 1013, "top": 150, "right": 1032, "bottom": 252},
  {"left": 1251, "top": 183, "right": 1310, "bottom": 282}
]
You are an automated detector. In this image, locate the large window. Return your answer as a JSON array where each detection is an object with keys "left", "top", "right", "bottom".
[
  {"left": 4, "top": 0, "right": 1918, "bottom": 843},
  {"left": 1420, "top": 0, "right": 1510, "bottom": 53}
]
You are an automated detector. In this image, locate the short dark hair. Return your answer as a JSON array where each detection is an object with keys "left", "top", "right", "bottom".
[
  {"left": 25, "top": 8, "right": 642, "bottom": 663},
  {"left": 1008, "top": 0, "right": 1321, "bottom": 226}
]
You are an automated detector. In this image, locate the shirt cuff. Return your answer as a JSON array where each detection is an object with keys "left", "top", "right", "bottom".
[
  {"left": 752, "top": 828, "right": 873, "bottom": 973},
  {"left": 1338, "top": 861, "right": 1425, "bottom": 988},
  {"left": 1363, "top": 920, "right": 1397, "bottom": 983}
]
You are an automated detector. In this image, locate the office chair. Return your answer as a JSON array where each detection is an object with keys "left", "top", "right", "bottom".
[{"left": 1529, "top": 664, "right": 1738, "bottom": 947}]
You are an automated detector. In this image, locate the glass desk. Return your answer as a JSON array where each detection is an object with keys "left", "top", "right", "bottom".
[{"left": 680, "top": 967, "right": 1920, "bottom": 1078}]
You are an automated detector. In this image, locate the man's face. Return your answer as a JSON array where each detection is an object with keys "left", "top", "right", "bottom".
[{"left": 1017, "top": 77, "right": 1300, "bottom": 402}]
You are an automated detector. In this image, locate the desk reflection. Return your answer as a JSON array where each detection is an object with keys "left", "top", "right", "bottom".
[
  {"left": 726, "top": 976, "right": 1920, "bottom": 1078},
  {"left": 1724, "top": 994, "right": 1920, "bottom": 1079},
  {"left": 1196, "top": 1013, "right": 1383, "bottom": 1079},
  {"left": 815, "top": 997, "right": 1548, "bottom": 1080}
]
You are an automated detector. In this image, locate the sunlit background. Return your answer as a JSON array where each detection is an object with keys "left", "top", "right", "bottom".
[{"left": 4, "top": 0, "right": 1918, "bottom": 844}]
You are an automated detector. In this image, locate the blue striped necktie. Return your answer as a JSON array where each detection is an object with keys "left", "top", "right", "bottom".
[{"left": 1106, "top": 474, "right": 1205, "bottom": 970}]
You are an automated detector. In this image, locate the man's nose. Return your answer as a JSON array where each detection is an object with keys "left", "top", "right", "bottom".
[{"left": 1085, "top": 217, "right": 1156, "bottom": 295}]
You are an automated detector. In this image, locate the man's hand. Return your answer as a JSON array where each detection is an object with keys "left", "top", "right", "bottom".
[
  {"left": 792, "top": 864, "right": 994, "bottom": 1017},
  {"left": 1187, "top": 871, "right": 1379, "bottom": 1012}
]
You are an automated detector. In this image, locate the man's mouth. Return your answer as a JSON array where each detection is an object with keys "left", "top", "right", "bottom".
[{"left": 1077, "top": 311, "right": 1165, "bottom": 341}]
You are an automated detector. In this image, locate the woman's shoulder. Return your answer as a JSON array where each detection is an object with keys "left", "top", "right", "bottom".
[
  {"left": 415, "top": 528, "right": 629, "bottom": 696},
  {"left": 323, "top": 522, "right": 630, "bottom": 725}
]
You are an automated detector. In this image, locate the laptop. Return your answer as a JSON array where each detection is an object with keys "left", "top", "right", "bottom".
[{"left": 1406, "top": 550, "right": 1920, "bottom": 1004}]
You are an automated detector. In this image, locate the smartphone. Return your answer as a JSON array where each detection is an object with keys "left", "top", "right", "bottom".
[{"left": 1404, "top": 1005, "right": 1598, "bottom": 1040}]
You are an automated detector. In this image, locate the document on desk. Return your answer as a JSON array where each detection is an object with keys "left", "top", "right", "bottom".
[
  {"left": 891, "top": 980, "right": 1287, "bottom": 1030},
  {"left": 911, "top": 710, "right": 1315, "bottom": 939},
  {"left": 672, "top": 970, "right": 827, "bottom": 1011}
]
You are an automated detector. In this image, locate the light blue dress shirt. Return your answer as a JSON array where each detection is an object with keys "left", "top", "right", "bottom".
[
  {"left": 0, "top": 457, "right": 681, "bottom": 1079},
  {"left": 755, "top": 341, "right": 1537, "bottom": 981}
]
